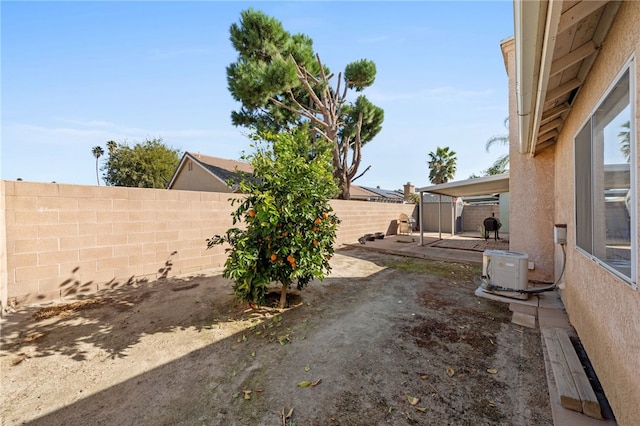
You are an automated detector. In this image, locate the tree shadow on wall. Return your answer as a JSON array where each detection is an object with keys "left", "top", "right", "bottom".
[{"left": 50, "top": 251, "right": 178, "bottom": 301}]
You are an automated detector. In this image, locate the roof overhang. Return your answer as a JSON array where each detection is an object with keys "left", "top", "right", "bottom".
[
  {"left": 416, "top": 174, "right": 509, "bottom": 198},
  {"left": 515, "top": 0, "right": 557, "bottom": 155},
  {"left": 514, "top": 0, "right": 621, "bottom": 156}
]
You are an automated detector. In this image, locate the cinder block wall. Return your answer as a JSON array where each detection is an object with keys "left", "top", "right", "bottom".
[
  {"left": 331, "top": 201, "right": 416, "bottom": 244},
  {"left": 1, "top": 181, "right": 416, "bottom": 307},
  {"left": 461, "top": 205, "right": 500, "bottom": 232}
]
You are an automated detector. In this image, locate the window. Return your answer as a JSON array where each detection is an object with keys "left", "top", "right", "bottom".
[{"left": 575, "top": 61, "right": 636, "bottom": 287}]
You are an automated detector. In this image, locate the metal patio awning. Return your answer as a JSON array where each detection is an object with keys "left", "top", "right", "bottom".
[
  {"left": 416, "top": 174, "right": 509, "bottom": 244},
  {"left": 416, "top": 173, "right": 509, "bottom": 198}
]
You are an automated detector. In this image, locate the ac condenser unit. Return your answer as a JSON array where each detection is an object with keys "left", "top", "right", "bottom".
[{"left": 482, "top": 250, "right": 529, "bottom": 300}]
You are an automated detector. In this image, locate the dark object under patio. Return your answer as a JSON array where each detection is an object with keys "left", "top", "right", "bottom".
[{"left": 483, "top": 215, "right": 502, "bottom": 241}]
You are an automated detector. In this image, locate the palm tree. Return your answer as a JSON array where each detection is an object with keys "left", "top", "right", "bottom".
[
  {"left": 619, "top": 120, "right": 630, "bottom": 162},
  {"left": 484, "top": 117, "right": 509, "bottom": 174},
  {"left": 427, "top": 146, "right": 457, "bottom": 239},
  {"left": 106, "top": 140, "right": 117, "bottom": 155},
  {"left": 428, "top": 146, "right": 457, "bottom": 184},
  {"left": 91, "top": 146, "right": 104, "bottom": 185}
]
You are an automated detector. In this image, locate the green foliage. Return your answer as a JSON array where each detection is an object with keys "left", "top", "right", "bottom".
[
  {"left": 407, "top": 193, "right": 420, "bottom": 204},
  {"left": 227, "top": 8, "right": 318, "bottom": 133},
  {"left": 469, "top": 156, "right": 508, "bottom": 179},
  {"left": 207, "top": 129, "right": 340, "bottom": 307},
  {"left": 102, "top": 138, "right": 181, "bottom": 188},
  {"left": 106, "top": 140, "right": 117, "bottom": 154},
  {"left": 345, "top": 59, "right": 377, "bottom": 91},
  {"left": 472, "top": 117, "right": 509, "bottom": 177},
  {"left": 226, "top": 8, "right": 383, "bottom": 199},
  {"left": 91, "top": 146, "right": 104, "bottom": 159},
  {"left": 428, "top": 146, "right": 457, "bottom": 184},
  {"left": 340, "top": 95, "right": 384, "bottom": 145},
  {"left": 619, "top": 120, "right": 630, "bottom": 162}
]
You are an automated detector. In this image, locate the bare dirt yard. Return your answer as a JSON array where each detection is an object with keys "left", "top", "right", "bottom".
[{"left": 1, "top": 247, "right": 552, "bottom": 425}]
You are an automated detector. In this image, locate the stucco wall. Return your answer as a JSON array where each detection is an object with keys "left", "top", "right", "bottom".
[
  {"left": 503, "top": 39, "right": 556, "bottom": 283},
  {"left": 0, "top": 181, "right": 415, "bottom": 308},
  {"left": 548, "top": 3, "right": 640, "bottom": 424},
  {"left": 504, "top": 3, "right": 640, "bottom": 423}
]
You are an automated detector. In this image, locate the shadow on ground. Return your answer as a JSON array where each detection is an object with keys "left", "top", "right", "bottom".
[{"left": 1, "top": 247, "right": 552, "bottom": 426}]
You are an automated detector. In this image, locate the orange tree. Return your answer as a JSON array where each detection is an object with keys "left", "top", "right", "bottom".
[{"left": 207, "top": 130, "right": 339, "bottom": 309}]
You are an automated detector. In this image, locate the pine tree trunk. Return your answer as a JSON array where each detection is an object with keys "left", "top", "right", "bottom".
[
  {"left": 279, "top": 282, "right": 287, "bottom": 309},
  {"left": 337, "top": 174, "right": 351, "bottom": 200}
]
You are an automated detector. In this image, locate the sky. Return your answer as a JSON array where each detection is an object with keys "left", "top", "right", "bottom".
[{"left": 1, "top": 1, "right": 513, "bottom": 191}]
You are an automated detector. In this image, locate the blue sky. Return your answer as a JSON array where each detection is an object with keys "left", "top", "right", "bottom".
[{"left": 1, "top": 1, "right": 513, "bottom": 191}]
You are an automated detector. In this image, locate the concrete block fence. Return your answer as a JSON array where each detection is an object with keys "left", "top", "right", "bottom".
[
  {"left": 461, "top": 205, "right": 500, "bottom": 233},
  {"left": 0, "top": 181, "right": 416, "bottom": 309}
]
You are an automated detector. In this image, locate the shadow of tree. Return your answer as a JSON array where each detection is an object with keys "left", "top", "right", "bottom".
[
  {"left": 0, "top": 247, "right": 553, "bottom": 426},
  {"left": 1, "top": 248, "right": 398, "bottom": 425},
  {"left": 0, "top": 271, "right": 249, "bottom": 362}
]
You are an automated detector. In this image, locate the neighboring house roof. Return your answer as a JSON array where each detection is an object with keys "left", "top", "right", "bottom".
[
  {"left": 168, "top": 152, "right": 404, "bottom": 201},
  {"left": 513, "top": 1, "right": 621, "bottom": 155},
  {"left": 350, "top": 185, "right": 408, "bottom": 203},
  {"left": 190, "top": 153, "right": 253, "bottom": 187},
  {"left": 167, "top": 152, "right": 252, "bottom": 191},
  {"left": 349, "top": 185, "right": 380, "bottom": 200},
  {"left": 360, "top": 186, "right": 405, "bottom": 201}
]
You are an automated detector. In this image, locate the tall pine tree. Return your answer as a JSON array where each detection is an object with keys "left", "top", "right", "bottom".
[{"left": 226, "top": 9, "right": 384, "bottom": 199}]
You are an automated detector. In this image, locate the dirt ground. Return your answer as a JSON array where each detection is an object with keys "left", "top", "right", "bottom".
[{"left": 0, "top": 247, "right": 552, "bottom": 426}]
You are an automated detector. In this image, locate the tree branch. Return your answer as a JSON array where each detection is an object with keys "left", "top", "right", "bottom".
[
  {"left": 351, "top": 165, "right": 371, "bottom": 182},
  {"left": 346, "top": 112, "right": 364, "bottom": 179}
]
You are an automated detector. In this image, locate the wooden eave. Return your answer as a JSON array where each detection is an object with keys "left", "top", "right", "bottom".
[{"left": 517, "top": 0, "right": 621, "bottom": 156}]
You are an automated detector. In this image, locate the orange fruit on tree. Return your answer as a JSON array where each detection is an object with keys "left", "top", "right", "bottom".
[
  {"left": 248, "top": 210, "right": 256, "bottom": 218},
  {"left": 313, "top": 240, "right": 319, "bottom": 246},
  {"left": 323, "top": 213, "right": 329, "bottom": 219},
  {"left": 270, "top": 253, "right": 277, "bottom": 261},
  {"left": 312, "top": 226, "right": 317, "bottom": 232},
  {"left": 315, "top": 218, "right": 322, "bottom": 225}
]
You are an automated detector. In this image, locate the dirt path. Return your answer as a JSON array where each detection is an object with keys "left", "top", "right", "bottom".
[{"left": 1, "top": 248, "right": 552, "bottom": 425}]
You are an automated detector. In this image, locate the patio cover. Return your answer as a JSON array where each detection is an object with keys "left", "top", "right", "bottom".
[
  {"left": 416, "top": 173, "right": 509, "bottom": 197},
  {"left": 415, "top": 174, "right": 509, "bottom": 244}
]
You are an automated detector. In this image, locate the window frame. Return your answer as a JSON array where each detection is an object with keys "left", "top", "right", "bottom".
[{"left": 574, "top": 56, "right": 637, "bottom": 289}]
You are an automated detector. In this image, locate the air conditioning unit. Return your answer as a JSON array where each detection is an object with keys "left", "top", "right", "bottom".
[{"left": 482, "top": 250, "right": 529, "bottom": 300}]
